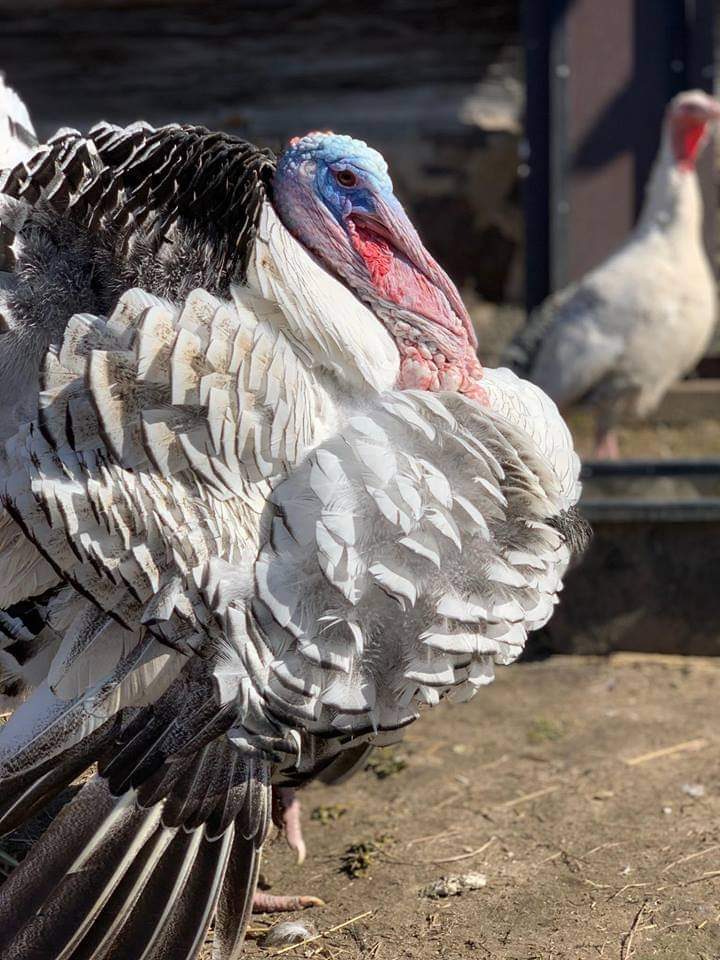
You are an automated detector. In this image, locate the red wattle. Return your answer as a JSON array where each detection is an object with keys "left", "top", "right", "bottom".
[
  {"left": 672, "top": 119, "right": 707, "bottom": 170},
  {"left": 348, "top": 220, "right": 393, "bottom": 285},
  {"left": 346, "top": 218, "right": 487, "bottom": 403},
  {"left": 348, "top": 220, "right": 462, "bottom": 334}
]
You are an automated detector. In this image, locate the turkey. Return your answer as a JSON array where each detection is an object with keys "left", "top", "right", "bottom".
[
  {"left": 503, "top": 89, "right": 720, "bottom": 458},
  {"left": 0, "top": 96, "right": 587, "bottom": 960}
]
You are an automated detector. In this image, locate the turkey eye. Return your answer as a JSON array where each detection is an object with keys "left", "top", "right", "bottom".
[{"left": 335, "top": 169, "right": 357, "bottom": 187}]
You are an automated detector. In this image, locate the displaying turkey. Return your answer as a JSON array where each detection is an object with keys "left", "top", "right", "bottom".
[
  {"left": 0, "top": 96, "right": 588, "bottom": 960},
  {"left": 503, "top": 89, "right": 720, "bottom": 458}
]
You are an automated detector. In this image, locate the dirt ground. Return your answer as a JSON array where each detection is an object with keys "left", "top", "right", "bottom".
[{"left": 242, "top": 654, "right": 720, "bottom": 960}]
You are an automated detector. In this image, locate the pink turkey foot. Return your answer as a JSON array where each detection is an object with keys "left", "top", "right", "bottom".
[
  {"left": 274, "top": 786, "right": 307, "bottom": 865},
  {"left": 252, "top": 891, "right": 324, "bottom": 913},
  {"left": 252, "top": 788, "right": 324, "bottom": 914},
  {"left": 593, "top": 428, "right": 620, "bottom": 460}
]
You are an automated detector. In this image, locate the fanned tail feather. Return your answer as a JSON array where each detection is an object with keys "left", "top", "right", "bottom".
[
  {"left": 0, "top": 666, "right": 271, "bottom": 960},
  {"left": 0, "top": 718, "right": 118, "bottom": 837},
  {"left": 0, "top": 769, "right": 269, "bottom": 960}
]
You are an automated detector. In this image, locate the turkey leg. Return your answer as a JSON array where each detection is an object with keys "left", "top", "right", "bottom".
[
  {"left": 593, "top": 426, "right": 620, "bottom": 460},
  {"left": 252, "top": 787, "right": 324, "bottom": 914}
]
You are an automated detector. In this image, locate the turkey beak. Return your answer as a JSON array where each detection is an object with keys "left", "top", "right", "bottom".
[{"left": 361, "top": 193, "right": 478, "bottom": 349}]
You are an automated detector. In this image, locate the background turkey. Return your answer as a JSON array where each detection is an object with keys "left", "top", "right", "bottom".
[{"left": 502, "top": 89, "right": 720, "bottom": 459}]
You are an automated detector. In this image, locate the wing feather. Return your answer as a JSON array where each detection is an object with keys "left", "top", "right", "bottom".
[{"left": 0, "top": 278, "right": 584, "bottom": 960}]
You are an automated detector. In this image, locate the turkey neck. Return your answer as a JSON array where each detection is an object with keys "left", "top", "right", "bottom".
[{"left": 635, "top": 136, "right": 705, "bottom": 245}]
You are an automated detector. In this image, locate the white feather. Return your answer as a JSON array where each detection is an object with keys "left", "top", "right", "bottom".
[{"left": 0, "top": 75, "right": 37, "bottom": 168}]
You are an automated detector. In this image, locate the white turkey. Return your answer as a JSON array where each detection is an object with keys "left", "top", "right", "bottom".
[
  {"left": 0, "top": 92, "right": 588, "bottom": 960},
  {"left": 503, "top": 89, "right": 720, "bottom": 458}
]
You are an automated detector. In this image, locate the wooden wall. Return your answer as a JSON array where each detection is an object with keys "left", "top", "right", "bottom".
[{"left": 0, "top": 0, "right": 524, "bottom": 301}]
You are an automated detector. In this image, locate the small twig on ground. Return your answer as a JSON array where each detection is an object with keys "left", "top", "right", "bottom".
[
  {"left": 607, "top": 883, "right": 650, "bottom": 901},
  {"left": 538, "top": 850, "right": 562, "bottom": 865},
  {"left": 270, "top": 911, "right": 373, "bottom": 957},
  {"left": 430, "top": 791, "right": 463, "bottom": 812},
  {"left": 379, "top": 836, "right": 496, "bottom": 866},
  {"left": 620, "top": 901, "right": 649, "bottom": 960},
  {"left": 493, "top": 784, "right": 560, "bottom": 809},
  {"left": 663, "top": 844, "right": 720, "bottom": 873},
  {"left": 682, "top": 870, "right": 720, "bottom": 886},
  {"left": 583, "top": 842, "right": 622, "bottom": 857},
  {"left": 654, "top": 919, "right": 694, "bottom": 933},
  {"left": 536, "top": 847, "right": 588, "bottom": 869},
  {"left": 623, "top": 738, "right": 707, "bottom": 766},
  {"left": 476, "top": 754, "right": 510, "bottom": 770},
  {"left": 423, "top": 843, "right": 494, "bottom": 866},
  {"left": 405, "top": 828, "right": 466, "bottom": 849}
]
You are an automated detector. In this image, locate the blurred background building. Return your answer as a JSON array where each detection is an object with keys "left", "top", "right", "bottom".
[
  {"left": 1, "top": 0, "right": 718, "bottom": 367},
  {"left": 0, "top": 1, "right": 523, "bottom": 307}
]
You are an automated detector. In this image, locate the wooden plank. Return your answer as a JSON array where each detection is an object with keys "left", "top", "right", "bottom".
[
  {"left": 0, "top": 1, "right": 518, "bottom": 139},
  {"left": 651, "top": 379, "right": 720, "bottom": 424},
  {"left": 537, "top": 511, "right": 720, "bottom": 657}
]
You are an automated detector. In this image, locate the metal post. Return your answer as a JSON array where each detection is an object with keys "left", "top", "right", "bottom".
[{"left": 521, "top": 0, "right": 553, "bottom": 312}]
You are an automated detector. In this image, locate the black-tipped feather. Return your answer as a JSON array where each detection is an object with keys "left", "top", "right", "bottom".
[
  {"left": 0, "top": 122, "right": 277, "bottom": 445},
  {"left": 0, "top": 777, "right": 118, "bottom": 955},
  {"left": 1, "top": 122, "right": 276, "bottom": 307},
  {"left": 0, "top": 664, "right": 270, "bottom": 960},
  {"left": 548, "top": 506, "right": 592, "bottom": 556},
  {"left": 212, "top": 826, "right": 264, "bottom": 960},
  {"left": 68, "top": 820, "right": 180, "bottom": 960},
  {"left": 0, "top": 718, "right": 118, "bottom": 837},
  {"left": 138, "top": 826, "right": 236, "bottom": 960},
  {"left": 0, "top": 752, "right": 270, "bottom": 960}
]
